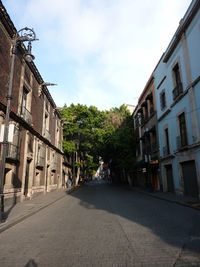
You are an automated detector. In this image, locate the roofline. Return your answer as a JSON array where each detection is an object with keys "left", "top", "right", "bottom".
[
  {"left": 163, "top": 0, "right": 200, "bottom": 63},
  {"left": 138, "top": 73, "right": 154, "bottom": 103},
  {"left": 0, "top": 0, "right": 61, "bottom": 118}
]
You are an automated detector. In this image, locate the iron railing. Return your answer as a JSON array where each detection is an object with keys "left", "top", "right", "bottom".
[
  {"left": 163, "top": 146, "right": 170, "bottom": 157},
  {"left": 6, "top": 143, "right": 19, "bottom": 160},
  {"left": 52, "top": 155, "right": 57, "bottom": 171},
  {"left": 172, "top": 82, "right": 183, "bottom": 101},
  {"left": 44, "top": 129, "right": 51, "bottom": 142},
  {"left": 21, "top": 106, "right": 32, "bottom": 125},
  {"left": 150, "top": 105, "right": 154, "bottom": 116},
  {"left": 176, "top": 135, "right": 188, "bottom": 150},
  {"left": 36, "top": 146, "right": 45, "bottom": 167},
  {"left": 151, "top": 141, "right": 157, "bottom": 152}
]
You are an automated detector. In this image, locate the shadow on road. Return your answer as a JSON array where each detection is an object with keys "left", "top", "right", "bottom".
[
  {"left": 67, "top": 180, "right": 200, "bottom": 258},
  {"left": 24, "top": 259, "right": 38, "bottom": 267},
  {"left": 3, "top": 192, "right": 17, "bottom": 222}
]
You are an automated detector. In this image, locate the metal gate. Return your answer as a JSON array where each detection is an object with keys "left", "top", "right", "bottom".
[{"left": 181, "top": 160, "right": 199, "bottom": 197}]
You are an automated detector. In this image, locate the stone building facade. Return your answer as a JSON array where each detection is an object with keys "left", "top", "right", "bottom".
[{"left": 0, "top": 1, "right": 64, "bottom": 205}]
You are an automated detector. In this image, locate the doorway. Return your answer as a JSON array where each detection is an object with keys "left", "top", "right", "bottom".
[
  {"left": 24, "top": 159, "right": 31, "bottom": 196},
  {"left": 165, "top": 164, "right": 174, "bottom": 193},
  {"left": 181, "top": 160, "right": 199, "bottom": 197}
]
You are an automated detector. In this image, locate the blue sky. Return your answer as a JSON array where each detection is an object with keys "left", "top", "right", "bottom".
[{"left": 3, "top": 0, "right": 192, "bottom": 110}]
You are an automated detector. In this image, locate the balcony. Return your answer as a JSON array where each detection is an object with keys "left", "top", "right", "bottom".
[
  {"left": 52, "top": 155, "right": 57, "bottom": 171},
  {"left": 20, "top": 106, "right": 32, "bottom": 125},
  {"left": 146, "top": 145, "right": 151, "bottom": 154},
  {"left": 150, "top": 105, "right": 154, "bottom": 116},
  {"left": 141, "top": 117, "right": 145, "bottom": 126},
  {"left": 6, "top": 143, "right": 19, "bottom": 160},
  {"left": 36, "top": 146, "right": 45, "bottom": 168},
  {"left": 144, "top": 112, "right": 149, "bottom": 122},
  {"left": 58, "top": 141, "right": 62, "bottom": 151},
  {"left": 176, "top": 135, "right": 188, "bottom": 150},
  {"left": 172, "top": 82, "right": 183, "bottom": 101},
  {"left": 151, "top": 141, "right": 157, "bottom": 152},
  {"left": 163, "top": 146, "right": 170, "bottom": 157},
  {"left": 44, "top": 129, "right": 51, "bottom": 142},
  {"left": 135, "top": 117, "right": 139, "bottom": 128},
  {"left": 142, "top": 148, "right": 147, "bottom": 156}
]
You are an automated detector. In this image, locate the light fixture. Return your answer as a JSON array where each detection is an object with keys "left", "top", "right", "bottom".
[{"left": 24, "top": 41, "right": 35, "bottom": 62}]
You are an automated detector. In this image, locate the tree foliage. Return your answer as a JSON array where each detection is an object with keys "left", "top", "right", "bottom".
[
  {"left": 102, "top": 105, "right": 136, "bottom": 171},
  {"left": 60, "top": 103, "right": 136, "bottom": 181}
]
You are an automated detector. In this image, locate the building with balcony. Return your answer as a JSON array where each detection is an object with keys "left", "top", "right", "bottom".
[
  {"left": 154, "top": 0, "right": 200, "bottom": 197},
  {"left": 0, "top": 2, "right": 65, "bottom": 204},
  {"left": 133, "top": 74, "right": 160, "bottom": 190}
]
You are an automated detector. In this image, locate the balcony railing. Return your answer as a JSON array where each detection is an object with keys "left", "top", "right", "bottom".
[
  {"left": 146, "top": 145, "right": 151, "bottom": 154},
  {"left": 135, "top": 118, "right": 139, "bottom": 128},
  {"left": 176, "top": 135, "right": 188, "bottom": 150},
  {"left": 144, "top": 113, "right": 149, "bottom": 121},
  {"left": 163, "top": 146, "right": 170, "bottom": 157},
  {"left": 52, "top": 155, "right": 57, "bottom": 171},
  {"left": 44, "top": 129, "right": 51, "bottom": 142},
  {"left": 172, "top": 82, "right": 183, "bottom": 101},
  {"left": 58, "top": 141, "right": 62, "bottom": 151},
  {"left": 141, "top": 117, "right": 145, "bottom": 125},
  {"left": 150, "top": 105, "right": 154, "bottom": 116},
  {"left": 151, "top": 141, "right": 157, "bottom": 152},
  {"left": 142, "top": 148, "right": 147, "bottom": 156},
  {"left": 36, "top": 146, "right": 45, "bottom": 168},
  {"left": 37, "top": 155, "right": 45, "bottom": 168},
  {"left": 21, "top": 106, "right": 32, "bottom": 125},
  {"left": 6, "top": 143, "right": 20, "bottom": 160}
]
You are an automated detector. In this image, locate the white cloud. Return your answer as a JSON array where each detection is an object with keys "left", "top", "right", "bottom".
[{"left": 3, "top": 0, "right": 192, "bottom": 110}]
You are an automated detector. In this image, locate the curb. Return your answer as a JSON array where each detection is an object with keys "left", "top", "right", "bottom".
[
  {"left": 0, "top": 186, "right": 77, "bottom": 234},
  {"left": 134, "top": 189, "right": 200, "bottom": 211}
]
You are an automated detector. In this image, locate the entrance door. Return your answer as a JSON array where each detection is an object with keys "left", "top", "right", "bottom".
[
  {"left": 24, "top": 160, "right": 30, "bottom": 196},
  {"left": 45, "top": 165, "right": 49, "bottom": 191},
  {"left": 152, "top": 169, "right": 158, "bottom": 190},
  {"left": 181, "top": 160, "right": 199, "bottom": 197},
  {"left": 165, "top": 164, "right": 174, "bottom": 192}
]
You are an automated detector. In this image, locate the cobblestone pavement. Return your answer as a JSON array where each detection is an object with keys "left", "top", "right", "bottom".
[{"left": 0, "top": 180, "right": 200, "bottom": 267}]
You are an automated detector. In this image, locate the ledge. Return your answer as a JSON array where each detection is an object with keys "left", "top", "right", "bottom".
[{"left": 158, "top": 108, "right": 171, "bottom": 122}]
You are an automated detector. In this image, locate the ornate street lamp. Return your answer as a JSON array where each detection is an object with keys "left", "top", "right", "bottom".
[{"left": 0, "top": 27, "right": 38, "bottom": 222}]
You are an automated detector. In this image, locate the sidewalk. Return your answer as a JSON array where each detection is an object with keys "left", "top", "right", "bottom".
[
  {"left": 133, "top": 187, "right": 200, "bottom": 211},
  {"left": 0, "top": 186, "right": 76, "bottom": 234}
]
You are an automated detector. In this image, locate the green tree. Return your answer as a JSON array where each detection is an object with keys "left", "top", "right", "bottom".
[
  {"left": 60, "top": 103, "right": 136, "bottom": 186},
  {"left": 101, "top": 105, "right": 136, "bottom": 184},
  {"left": 60, "top": 104, "right": 106, "bottom": 184}
]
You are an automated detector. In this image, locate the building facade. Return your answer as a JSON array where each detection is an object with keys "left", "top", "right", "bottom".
[
  {"left": 0, "top": 2, "right": 64, "bottom": 205},
  {"left": 154, "top": 0, "right": 200, "bottom": 197},
  {"left": 133, "top": 74, "right": 160, "bottom": 190}
]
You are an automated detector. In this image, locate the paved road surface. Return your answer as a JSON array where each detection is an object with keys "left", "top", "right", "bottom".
[{"left": 0, "top": 180, "right": 200, "bottom": 267}]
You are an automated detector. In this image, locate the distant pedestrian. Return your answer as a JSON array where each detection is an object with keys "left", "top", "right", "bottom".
[{"left": 66, "top": 178, "right": 71, "bottom": 188}]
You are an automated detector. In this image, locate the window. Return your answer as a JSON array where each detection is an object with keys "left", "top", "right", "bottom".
[
  {"left": 151, "top": 130, "right": 157, "bottom": 152},
  {"left": 164, "top": 128, "right": 170, "bottom": 155},
  {"left": 44, "top": 112, "right": 51, "bottom": 141},
  {"left": 160, "top": 90, "right": 166, "bottom": 110},
  {"left": 21, "top": 87, "right": 28, "bottom": 113},
  {"left": 134, "top": 116, "right": 139, "bottom": 128},
  {"left": 20, "top": 86, "right": 32, "bottom": 125},
  {"left": 172, "top": 63, "right": 183, "bottom": 100},
  {"left": 178, "top": 113, "right": 188, "bottom": 147},
  {"left": 173, "top": 63, "right": 181, "bottom": 87}
]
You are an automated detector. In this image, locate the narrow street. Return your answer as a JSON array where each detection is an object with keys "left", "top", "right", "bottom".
[{"left": 0, "top": 181, "right": 200, "bottom": 267}]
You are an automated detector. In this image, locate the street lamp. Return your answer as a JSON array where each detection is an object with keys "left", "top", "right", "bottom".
[
  {"left": 38, "top": 82, "right": 57, "bottom": 96},
  {"left": 0, "top": 27, "right": 38, "bottom": 222}
]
